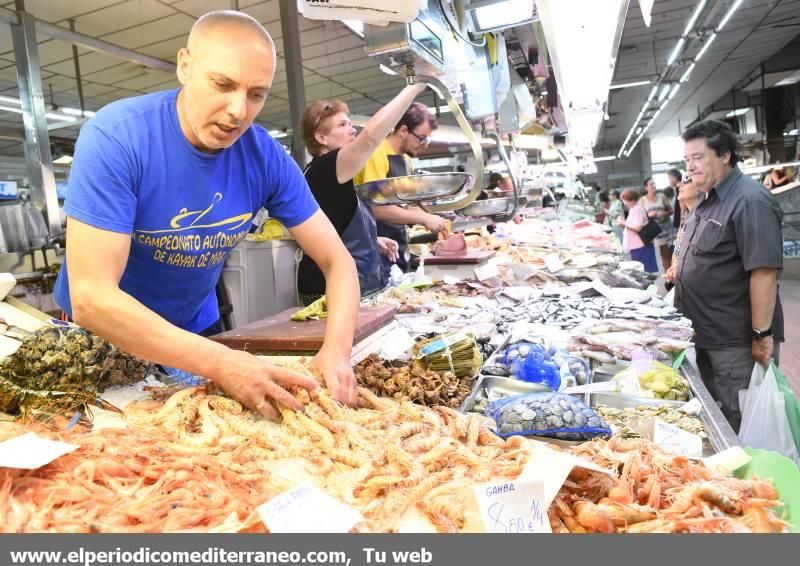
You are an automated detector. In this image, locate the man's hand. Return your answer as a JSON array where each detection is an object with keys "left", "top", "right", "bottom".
[
  {"left": 310, "top": 346, "right": 358, "bottom": 406},
  {"left": 214, "top": 349, "right": 321, "bottom": 419},
  {"left": 664, "top": 264, "right": 677, "bottom": 284},
  {"left": 422, "top": 213, "right": 447, "bottom": 233},
  {"left": 616, "top": 216, "right": 626, "bottom": 227},
  {"left": 377, "top": 237, "right": 399, "bottom": 262},
  {"left": 752, "top": 336, "right": 774, "bottom": 367}
]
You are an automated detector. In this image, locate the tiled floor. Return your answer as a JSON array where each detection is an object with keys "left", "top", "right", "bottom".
[{"left": 779, "top": 279, "right": 800, "bottom": 397}]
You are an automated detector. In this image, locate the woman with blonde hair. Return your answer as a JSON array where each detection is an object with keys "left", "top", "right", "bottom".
[{"left": 296, "top": 83, "right": 427, "bottom": 305}]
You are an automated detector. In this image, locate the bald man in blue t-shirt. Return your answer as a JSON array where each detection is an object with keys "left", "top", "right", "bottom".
[{"left": 54, "top": 11, "right": 360, "bottom": 418}]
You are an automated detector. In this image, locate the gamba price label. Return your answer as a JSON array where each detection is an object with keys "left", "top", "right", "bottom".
[{"left": 474, "top": 480, "right": 550, "bottom": 533}]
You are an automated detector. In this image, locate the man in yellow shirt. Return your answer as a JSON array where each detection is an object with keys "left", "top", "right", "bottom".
[{"left": 354, "top": 102, "right": 448, "bottom": 275}]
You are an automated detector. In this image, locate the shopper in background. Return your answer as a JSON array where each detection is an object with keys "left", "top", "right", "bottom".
[
  {"left": 639, "top": 177, "right": 673, "bottom": 272},
  {"left": 664, "top": 179, "right": 699, "bottom": 289},
  {"left": 675, "top": 119, "right": 784, "bottom": 432},
  {"left": 53, "top": 11, "right": 362, "bottom": 417},
  {"left": 354, "top": 103, "right": 447, "bottom": 277},
  {"left": 769, "top": 165, "right": 794, "bottom": 189},
  {"left": 483, "top": 172, "right": 507, "bottom": 198},
  {"left": 595, "top": 191, "right": 610, "bottom": 224},
  {"left": 297, "top": 82, "right": 427, "bottom": 305},
  {"left": 608, "top": 190, "right": 624, "bottom": 245},
  {"left": 667, "top": 168, "right": 683, "bottom": 234},
  {"left": 616, "top": 188, "right": 658, "bottom": 272}
]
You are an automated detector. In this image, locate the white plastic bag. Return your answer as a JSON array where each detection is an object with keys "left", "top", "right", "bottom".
[{"left": 738, "top": 363, "right": 800, "bottom": 465}]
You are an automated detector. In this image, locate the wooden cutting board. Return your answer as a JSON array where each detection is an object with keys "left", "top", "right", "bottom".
[
  {"left": 210, "top": 305, "right": 397, "bottom": 352},
  {"left": 423, "top": 250, "right": 495, "bottom": 265}
]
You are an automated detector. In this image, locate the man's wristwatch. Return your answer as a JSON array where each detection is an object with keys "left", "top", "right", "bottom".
[{"left": 752, "top": 327, "right": 773, "bottom": 340}]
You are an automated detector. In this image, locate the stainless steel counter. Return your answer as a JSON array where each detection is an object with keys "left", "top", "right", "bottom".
[{"left": 681, "top": 348, "right": 741, "bottom": 453}]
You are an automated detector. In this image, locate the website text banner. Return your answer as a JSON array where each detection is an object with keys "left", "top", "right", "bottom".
[{"left": 0, "top": 534, "right": 789, "bottom": 566}]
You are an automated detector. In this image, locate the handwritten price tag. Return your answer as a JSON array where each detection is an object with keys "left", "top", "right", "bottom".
[
  {"left": 256, "top": 482, "right": 363, "bottom": 533},
  {"left": 474, "top": 262, "right": 501, "bottom": 282},
  {"left": 652, "top": 418, "right": 703, "bottom": 458},
  {"left": 543, "top": 253, "right": 564, "bottom": 273},
  {"left": 0, "top": 432, "right": 79, "bottom": 469},
  {"left": 474, "top": 480, "right": 550, "bottom": 533}
]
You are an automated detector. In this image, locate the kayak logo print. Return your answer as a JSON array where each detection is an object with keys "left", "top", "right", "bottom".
[
  {"left": 132, "top": 192, "right": 251, "bottom": 270},
  {"left": 139, "top": 192, "right": 252, "bottom": 234}
]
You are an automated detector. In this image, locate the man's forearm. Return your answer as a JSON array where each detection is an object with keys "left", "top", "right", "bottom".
[
  {"left": 373, "top": 204, "right": 427, "bottom": 226},
  {"left": 71, "top": 286, "right": 231, "bottom": 378},
  {"left": 322, "top": 256, "right": 359, "bottom": 354},
  {"left": 750, "top": 268, "right": 777, "bottom": 330}
]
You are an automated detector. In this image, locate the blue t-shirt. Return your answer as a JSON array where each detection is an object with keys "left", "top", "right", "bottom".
[{"left": 54, "top": 89, "right": 319, "bottom": 333}]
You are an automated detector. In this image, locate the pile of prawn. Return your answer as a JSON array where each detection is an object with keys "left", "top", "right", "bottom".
[
  {"left": 2, "top": 385, "right": 788, "bottom": 533},
  {"left": 549, "top": 437, "right": 789, "bottom": 533},
  {"left": 122, "top": 385, "right": 530, "bottom": 533},
  {"left": 0, "top": 421, "right": 279, "bottom": 533},
  {"left": 3, "top": 384, "right": 522, "bottom": 533}
]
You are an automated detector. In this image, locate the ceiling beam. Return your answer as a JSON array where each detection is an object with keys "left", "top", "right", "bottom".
[
  {"left": 0, "top": 126, "right": 24, "bottom": 140},
  {"left": 0, "top": 8, "right": 177, "bottom": 74}
]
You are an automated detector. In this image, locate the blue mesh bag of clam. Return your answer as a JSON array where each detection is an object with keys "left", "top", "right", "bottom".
[{"left": 486, "top": 391, "right": 612, "bottom": 441}]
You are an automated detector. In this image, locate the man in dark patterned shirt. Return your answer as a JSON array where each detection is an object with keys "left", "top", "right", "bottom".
[{"left": 675, "top": 120, "right": 784, "bottom": 432}]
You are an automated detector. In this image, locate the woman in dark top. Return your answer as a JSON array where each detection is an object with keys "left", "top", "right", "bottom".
[
  {"left": 667, "top": 168, "right": 682, "bottom": 236},
  {"left": 297, "top": 84, "right": 427, "bottom": 305}
]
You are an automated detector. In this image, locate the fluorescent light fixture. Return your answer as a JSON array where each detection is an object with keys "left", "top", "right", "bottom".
[
  {"left": 717, "top": 0, "right": 744, "bottom": 31},
  {"left": 61, "top": 107, "right": 96, "bottom": 117},
  {"left": 609, "top": 80, "right": 651, "bottom": 90},
  {"left": 342, "top": 20, "right": 364, "bottom": 38},
  {"left": 726, "top": 107, "right": 750, "bottom": 117},
  {"left": 775, "top": 69, "right": 800, "bottom": 86},
  {"left": 268, "top": 129, "right": 290, "bottom": 139},
  {"left": 668, "top": 84, "right": 680, "bottom": 100},
  {"left": 658, "top": 84, "right": 671, "bottom": 101},
  {"left": 378, "top": 64, "right": 398, "bottom": 76},
  {"left": 695, "top": 32, "right": 717, "bottom": 61},
  {"left": 53, "top": 155, "right": 73, "bottom": 165},
  {"left": 790, "top": 129, "right": 799, "bottom": 136},
  {"left": 470, "top": 0, "right": 538, "bottom": 34},
  {"left": 593, "top": 155, "right": 616, "bottom": 162},
  {"left": 635, "top": 126, "right": 643, "bottom": 135},
  {"left": 651, "top": 106, "right": 664, "bottom": 123},
  {"left": 45, "top": 113, "right": 76, "bottom": 122},
  {"left": 683, "top": 0, "right": 708, "bottom": 36},
  {"left": 647, "top": 86, "right": 658, "bottom": 102},
  {"left": 667, "top": 38, "right": 685, "bottom": 66},
  {"left": 680, "top": 62, "right": 696, "bottom": 82},
  {"left": 0, "top": 97, "right": 91, "bottom": 120}
]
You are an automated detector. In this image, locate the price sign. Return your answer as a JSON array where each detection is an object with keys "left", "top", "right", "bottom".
[
  {"left": 474, "top": 262, "right": 501, "bottom": 282},
  {"left": 474, "top": 480, "right": 550, "bottom": 533},
  {"left": 652, "top": 418, "right": 703, "bottom": 458},
  {"left": 256, "top": 482, "right": 363, "bottom": 533},
  {"left": 0, "top": 432, "right": 79, "bottom": 469},
  {"left": 543, "top": 253, "right": 564, "bottom": 273}
]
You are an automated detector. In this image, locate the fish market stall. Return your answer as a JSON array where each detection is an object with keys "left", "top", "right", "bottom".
[
  {"left": 0, "top": 0, "right": 795, "bottom": 535},
  {"left": 0, "top": 207, "right": 795, "bottom": 533}
]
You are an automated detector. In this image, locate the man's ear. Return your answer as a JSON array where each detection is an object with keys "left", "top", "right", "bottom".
[{"left": 176, "top": 48, "right": 191, "bottom": 85}]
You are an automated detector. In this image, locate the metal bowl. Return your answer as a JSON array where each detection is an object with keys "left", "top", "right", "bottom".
[
  {"left": 354, "top": 172, "right": 473, "bottom": 205},
  {"left": 457, "top": 196, "right": 527, "bottom": 218}
]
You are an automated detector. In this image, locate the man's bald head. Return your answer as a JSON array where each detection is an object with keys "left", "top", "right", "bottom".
[
  {"left": 175, "top": 10, "right": 277, "bottom": 153},
  {"left": 187, "top": 10, "right": 275, "bottom": 55}
]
